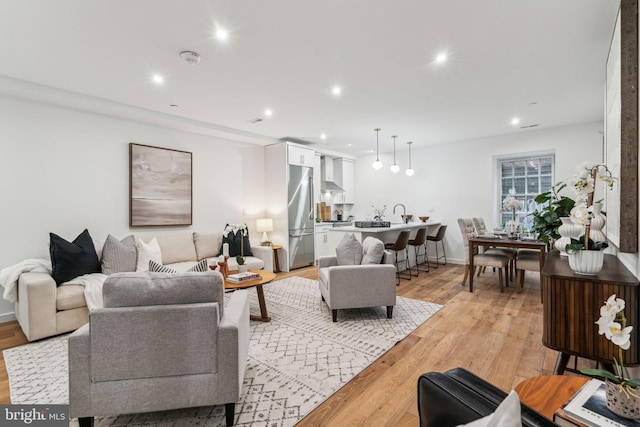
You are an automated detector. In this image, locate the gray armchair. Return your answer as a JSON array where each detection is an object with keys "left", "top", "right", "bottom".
[
  {"left": 69, "top": 271, "right": 250, "bottom": 427},
  {"left": 318, "top": 237, "right": 397, "bottom": 322}
]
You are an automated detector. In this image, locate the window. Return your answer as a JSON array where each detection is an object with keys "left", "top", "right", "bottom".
[{"left": 498, "top": 154, "right": 554, "bottom": 230}]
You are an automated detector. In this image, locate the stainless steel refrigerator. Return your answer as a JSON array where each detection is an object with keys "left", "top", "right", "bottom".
[{"left": 288, "top": 165, "right": 315, "bottom": 269}]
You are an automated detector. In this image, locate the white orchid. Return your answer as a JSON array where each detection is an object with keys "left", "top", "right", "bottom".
[
  {"left": 606, "top": 322, "right": 633, "bottom": 350},
  {"left": 502, "top": 195, "right": 521, "bottom": 211},
  {"left": 569, "top": 205, "right": 592, "bottom": 227},
  {"left": 602, "top": 294, "right": 626, "bottom": 317},
  {"left": 223, "top": 223, "right": 247, "bottom": 238},
  {"left": 584, "top": 295, "right": 640, "bottom": 388}
]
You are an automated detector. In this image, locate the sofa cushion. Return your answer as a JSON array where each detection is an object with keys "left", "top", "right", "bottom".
[
  {"left": 157, "top": 234, "right": 198, "bottom": 264},
  {"left": 56, "top": 285, "right": 86, "bottom": 310},
  {"left": 193, "top": 232, "right": 222, "bottom": 260},
  {"left": 50, "top": 229, "right": 101, "bottom": 285},
  {"left": 101, "top": 234, "right": 137, "bottom": 275},
  {"left": 458, "top": 390, "right": 521, "bottom": 427},
  {"left": 222, "top": 224, "right": 254, "bottom": 257},
  {"left": 335, "top": 233, "right": 363, "bottom": 265},
  {"left": 361, "top": 237, "right": 385, "bottom": 265},
  {"left": 103, "top": 271, "right": 224, "bottom": 313},
  {"left": 135, "top": 238, "right": 162, "bottom": 272},
  {"left": 149, "top": 259, "right": 208, "bottom": 273}
]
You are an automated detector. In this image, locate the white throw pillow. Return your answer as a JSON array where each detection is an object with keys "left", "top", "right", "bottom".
[
  {"left": 335, "top": 233, "right": 363, "bottom": 265},
  {"left": 361, "top": 237, "right": 385, "bottom": 264},
  {"left": 135, "top": 237, "right": 162, "bottom": 272},
  {"left": 456, "top": 390, "right": 522, "bottom": 427}
]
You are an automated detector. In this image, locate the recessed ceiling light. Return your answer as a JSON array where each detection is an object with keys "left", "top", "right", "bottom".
[
  {"left": 511, "top": 117, "right": 520, "bottom": 126},
  {"left": 320, "top": 133, "right": 327, "bottom": 140},
  {"left": 331, "top": 86, "right": 342, "bottom": 96},
  {"left": 152, "top": 74, "right": 164, "bottom": 85},
  {"left": 264, "top": 109, "right": 273, "bottom": 117},
  {"left": 215, "top": 28, "right": 229, "bottom": 41},
  {"left": 435, "top": 52, "right": 447, "bottom": 64}
]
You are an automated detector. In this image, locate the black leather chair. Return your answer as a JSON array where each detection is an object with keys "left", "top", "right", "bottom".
[{"left": 417, "top": 368, "right": 558, "bottom": 427}]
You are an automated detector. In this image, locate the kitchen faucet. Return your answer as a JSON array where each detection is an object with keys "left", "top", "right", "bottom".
[{"left": 393, "top": 204, "right": 407, "bottom": 223}]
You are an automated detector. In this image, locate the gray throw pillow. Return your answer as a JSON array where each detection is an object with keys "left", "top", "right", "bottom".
[
  {"left": 335, "top": 233, "right": 363, "bottom": 265},
  {"left": 101, "top": 234, "right": 137, "bottom": 275},
  {"left": 361, "top": 237, "right": 385, "bottom": 264}
]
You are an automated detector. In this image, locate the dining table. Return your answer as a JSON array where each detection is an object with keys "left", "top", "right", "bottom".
[{"left": 468, "top": 235, "right": 547, "bottom": 294}]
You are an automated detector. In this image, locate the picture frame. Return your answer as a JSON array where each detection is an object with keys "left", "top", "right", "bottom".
[
  {"left": 129, "top": 143, "right": 192, "bottom": 227},
  {"left": 605, "top": 0, "right": 638, "bottom": 253}
]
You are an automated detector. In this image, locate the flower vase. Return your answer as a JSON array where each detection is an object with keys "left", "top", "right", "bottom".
[
  {"left": 589, "top": 202, "right": 607, "bottom": 243},
  {"left": 568, "top": 250, "right": 604, "bottom": 275},
  {"left": 506, "top": 220, "right": 521, "bottom": 239},
  {"left": 555, "top": 217, "right": 583, "bottom": 256},
  {"left": 238, "top": 264, "right": 249, "bottom": 273},
  {"left": 606, "top": 379, "right": 640, "bottom": 419}
]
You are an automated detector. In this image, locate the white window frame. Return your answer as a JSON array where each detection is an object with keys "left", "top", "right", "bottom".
[{"left": 494, "top": 151, "right": 555, "bottom": 230}]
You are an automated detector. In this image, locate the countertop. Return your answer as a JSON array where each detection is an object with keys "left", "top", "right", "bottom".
[{"left": 328, "top": 221, "right": 440, "bottom": 233}]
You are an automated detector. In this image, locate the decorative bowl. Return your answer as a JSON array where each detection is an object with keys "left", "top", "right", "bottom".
[{"left": 419, "top": 216, "right": 430, "bottom": 223}]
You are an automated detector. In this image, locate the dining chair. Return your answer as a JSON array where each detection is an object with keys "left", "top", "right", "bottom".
[
  {"left": 457, "top": 218, "right": 510, "bottom": 292},
  {"left": 515, "top": 251, "right": 545, "bottom": 299},
  {"left": 472, "top": 217, "right": 516, "bottom": 282}
]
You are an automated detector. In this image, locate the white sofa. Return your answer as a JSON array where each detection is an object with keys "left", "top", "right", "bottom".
[{"left": 15, "top": 231, "right": 273, "bottom": 341}]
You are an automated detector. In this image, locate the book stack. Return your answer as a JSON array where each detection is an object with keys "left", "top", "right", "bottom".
[
  {"left": 553, "top": 379, "right": 640, "bottom": 427},
  {"left": 226, "top": 272, "right": 261, "bottom": 283}
]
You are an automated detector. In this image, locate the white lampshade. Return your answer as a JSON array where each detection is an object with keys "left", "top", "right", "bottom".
[{"left": 256, "top": 218, "right": 273, "bottom": 242}]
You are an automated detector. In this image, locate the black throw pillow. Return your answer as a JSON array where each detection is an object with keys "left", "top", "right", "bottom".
[
  {"left": 221, "top": 224, "right": 253, "bottom": 257},
  {"left": 50, "top": 229, "right": 101, "bottom": 285}
]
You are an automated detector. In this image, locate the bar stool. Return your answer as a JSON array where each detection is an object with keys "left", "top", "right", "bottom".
[
  {"left": 408, "top": 227, "right": 429, "bottom": 275},
  {"left": 427, "top": 225, "right": 447, "bottom": 268},
  {"left": 384, "top": 230, "right": 412, "bottom": 285}
]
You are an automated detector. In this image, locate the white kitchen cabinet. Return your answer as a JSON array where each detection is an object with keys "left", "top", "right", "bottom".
[
  {"left": 314, "top": 223, "right": 334, "bottom": 263},
  {"left": 334, "top": 158, "right": 355, "bottom": 204},
  {"left": 313, "top": 153, "right": 322, "bottom": 204},
  {"left": 287, "top": 144, "right": 314, "bottom": 166}
]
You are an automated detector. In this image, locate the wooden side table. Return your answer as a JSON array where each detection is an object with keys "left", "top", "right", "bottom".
[
  {"left": 271, "top": 244, "right": 282, "bottom": 273},
  {"left": 515, "top": 375, "right": 588, "bottom": 420}
]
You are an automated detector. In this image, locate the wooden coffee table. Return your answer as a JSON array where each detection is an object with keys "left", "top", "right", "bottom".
[
  {"left": 224, "top": 270, "right": 276, "bottom": 322},
  {"left": 515, "top": 375, "right": 588, "bottom": 420}
]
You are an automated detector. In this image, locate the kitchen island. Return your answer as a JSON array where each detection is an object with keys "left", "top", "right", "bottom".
[
  {"left": 328, "top": 221, "right": 441, "bottom": 242},
  {"left": 326, "top": 221, "right": 442, "bottom": 268}
]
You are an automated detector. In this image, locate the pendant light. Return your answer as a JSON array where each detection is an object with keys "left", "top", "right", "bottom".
[
  {"left": 390, "top": 135, "right": 400, "bottom": 173},
  {"left": 372, "top": 128, "right": 383, "bottom": 170},
  {"left": 405, "top": 141, "right": 415, "bottom": 176}
]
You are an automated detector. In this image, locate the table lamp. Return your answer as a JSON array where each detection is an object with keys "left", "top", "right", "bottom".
[{"left": 256, "top": 218, "right": 273, "bottom": 245}]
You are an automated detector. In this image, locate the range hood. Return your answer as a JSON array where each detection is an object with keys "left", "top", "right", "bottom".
[{"left": 321, "top": 157, "right": 344, "bottom": 192}]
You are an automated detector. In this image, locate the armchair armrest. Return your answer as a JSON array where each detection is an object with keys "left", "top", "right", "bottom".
[
  {"left": 17, "top": 272, "right": 58, "bottom": 341},
  {"left": 69, "top": 323, "right": 92, "bottom": 418},
  {"left": 218, "top": 289, "right": 250, "bottom": 402},
  {"left": 319, "top": 256, "right": 339, "bottom": 268},
  {"left": 250, "top": 245, "right": 274, "bottom": 272}
]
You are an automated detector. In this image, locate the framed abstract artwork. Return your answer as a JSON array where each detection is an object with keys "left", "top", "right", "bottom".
[{"left": 129, "top": 143, "right": 192, "bottom": 227}]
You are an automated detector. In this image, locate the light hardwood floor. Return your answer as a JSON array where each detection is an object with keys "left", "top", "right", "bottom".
[{"left": 0, "top": 263, "right": 574, "bottom": 425}]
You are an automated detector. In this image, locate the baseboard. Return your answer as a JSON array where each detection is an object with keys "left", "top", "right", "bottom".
[{"left": 0, "top": 311, "right": 17, "bottom": 323}]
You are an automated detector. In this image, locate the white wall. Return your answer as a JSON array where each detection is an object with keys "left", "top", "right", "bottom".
[
  {"left": 0, "top": 95, "right": 266, "bottom": 319},
  {"left": 353, "top": 122, "right": 605, "bottom": 264}
]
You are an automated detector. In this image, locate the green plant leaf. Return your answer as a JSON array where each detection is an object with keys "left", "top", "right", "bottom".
[{"left": 580, "top": 369, "right": 620, "bottom": 382}]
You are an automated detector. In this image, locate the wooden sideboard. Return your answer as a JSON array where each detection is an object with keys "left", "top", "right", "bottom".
[{"left": 542, "top": 251, "right": 640, "bottom": 374}]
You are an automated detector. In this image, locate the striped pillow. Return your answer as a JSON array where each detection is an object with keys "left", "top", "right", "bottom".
[{"left": 149, "top": 259, "right": 208, "bottom": 273}]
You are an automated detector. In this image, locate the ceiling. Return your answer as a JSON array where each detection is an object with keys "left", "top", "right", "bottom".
[{"left": 0, "top": 0, "right": 620, "bottom": 156}]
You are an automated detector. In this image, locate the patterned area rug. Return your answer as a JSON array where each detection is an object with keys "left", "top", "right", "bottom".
[{"left": 4, "top": 276, "right": 442, "bottom": 426}]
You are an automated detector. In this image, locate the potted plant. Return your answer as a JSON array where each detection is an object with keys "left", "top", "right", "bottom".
[
  {"left": 582, "top": 295, "right": 640, "bottom": 419},
  {"left": 529, "top": 182, "right": 575, "bottom": 246},
  {"left": 564, "top": 162, "right": 615, "bottom": 274}
]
